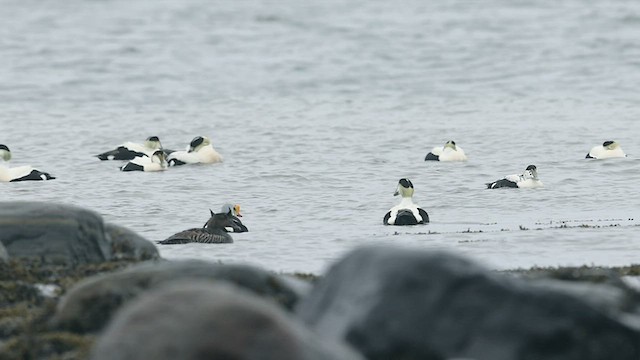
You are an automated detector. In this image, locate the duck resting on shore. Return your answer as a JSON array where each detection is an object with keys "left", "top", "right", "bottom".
[
  {"left": 383, "top": 178, "right": 430, "bottom": 225},
  {"left": 0, "top": 144, "right": 56, "bottom": 182},
  {"left": 586, "top": 141, "right": 626, "bottom": 159},
  {"left": 158, "top": 208, "right": 246, "bottom": 244},
  {"left": 120, "top": 150, "right": 167, "bottom": 172},
  {"left": 167, "top": 136, "right": 223, "bottom": 166},
  {"left": 486, "top": 165, "right": 543, "bottom": 189},
  {"left": 424, "top": 140, "right": 467, "bottom": 162},
  {"left": 96, "top": 136, "right": 163, "bottom": 161}
]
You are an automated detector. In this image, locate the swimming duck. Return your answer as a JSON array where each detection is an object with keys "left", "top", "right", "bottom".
[
  {"left": 486, "top": 165, "right": 543, "bottom": 189},
  {"left": 120, "top": 150, "right": 167, "bottom": 172},
  {"left": 383, "top": 178, "right": 430, "bottom": 225},
  {"left": 96, "top": 136, "right": 163, "bottom": 161},
  {"left": 167, "top": 136, "right": 223, "bottom": 166},
  {"left": 158, "top": 209, "right": 245, "bottom": 244},
  {"left": 424, "top": 140, "right": 467, "bottom": 162},
  {"left": 0, "top": 144, "right": 56, "bottom": 182},
  {"left": 586, "top": 141, "right": 626, "bottom": 159}
]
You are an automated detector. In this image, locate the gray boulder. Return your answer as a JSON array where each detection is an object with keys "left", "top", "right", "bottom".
[
  {"left": 54, "top": 260, "right": 303, "bottom": 333},
  {"left": 0, "top": 202, "right": 110, "bottom": 264},
  {"left": 91, "top": 282, "right": 364, "bottom": 360},
  {"left": 104, "top": 223, "right": 159, "bottom": 261},
  {"left": 296, "top": 246, "right": 640, "bottom": 360}
]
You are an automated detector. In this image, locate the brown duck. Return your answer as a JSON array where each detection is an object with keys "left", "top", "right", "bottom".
[{"left": 158, "top": 209, "right": 247, "bottom": 244}]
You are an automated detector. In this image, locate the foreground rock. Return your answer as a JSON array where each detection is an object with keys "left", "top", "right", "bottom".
[
  {"left": 54, "top": 260, "right": 302, "bottom": 333},
  {"left": 0, "top": 242, "right": 8, "bottom": 261},
  {"left": 91, "top": 282, "right": 363, "bottom": 360},
  {"left": 0, "top": 202, "right": 111, "bottom": 264},
  {"left": 105, "top": 223, "right": 159, "bottom": 261},
  {"left": 296, "top": 246, "right": 640, "bottom": 360}
]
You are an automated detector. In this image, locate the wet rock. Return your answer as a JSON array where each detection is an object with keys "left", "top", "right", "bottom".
[
  {"left": 0, "top": 242, "right": 8, "bottom": 262},
  {"left": 54, "top": 260, "right": 302, "bottom": 333},
  {"left": 91, "top": 282, "right": 364, "bottom": 360},
  {"left": 296, "top": 246, "right": 640, "bottom": 360},
  {"left": 104, "top": 223, "right": 159, "bottom": 261},
  {"left": 0, "top": 202, "right": 110, "bottom": 264}
]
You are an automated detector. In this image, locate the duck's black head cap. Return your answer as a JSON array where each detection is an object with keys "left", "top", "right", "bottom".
[
  {"left": 0, "top": 144, "right": 9, "bottom": 151},
  {"left": 526, "top": 165, "right": 537, "bottom": 171},
  {"left": 450, "top": 140, "right": 456, "bottom": 145},
  {"left": 399, "top": 178, "right": 414, "bottom": 188},
  {"left": 190, "top": 136, "right": 204, "bottom": 147},
  {"left": 603, "top": 140, "right": 614, "bottom": 147},
  {"left": 147, "top": 136, "right": 160, "bottom": 142}
]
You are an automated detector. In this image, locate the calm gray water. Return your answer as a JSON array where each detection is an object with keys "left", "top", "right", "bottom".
[{"left": 2, "top": 0, "right": 639, "bottom": 273}]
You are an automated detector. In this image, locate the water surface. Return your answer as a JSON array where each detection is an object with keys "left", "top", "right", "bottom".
[{"left": 1, "top": 0, "right": 639, "bottom": 273}]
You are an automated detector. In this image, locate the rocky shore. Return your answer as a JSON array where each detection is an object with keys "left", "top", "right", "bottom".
[{"left": 1, "top": 202, "right": 639, "bottom": 360}]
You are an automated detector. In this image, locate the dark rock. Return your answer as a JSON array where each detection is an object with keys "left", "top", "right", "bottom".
[
  {"left": 90, "top": 282, "right": 363, "bottom": 360},
  {"left": 54, "top": 260, "right": 302, "bottom": 333},
  {"left": 526, "top": 278, "right": 640, "bottom": 330},
  {"left": 104, "top": 223, "right": 159, "bottom": 261},
  {"left": 0, "top": 242, "right": 7, "bottom": 262},
  {"left": 279, "top": 274, "right": 314, "bottom": 299},
  {"left": 296, "top": 246, "right": 640, "bottom": 360},
  {"left": 0, "top": 202, "right": 111, "bottom": 264}
]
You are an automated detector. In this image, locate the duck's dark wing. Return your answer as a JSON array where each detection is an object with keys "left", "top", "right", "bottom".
[
  {"left": 10, "top": 169, "right": 55, "bottom": 181},
  {"left": 486, "top": 178, "right": 518, "bottom": 189},
  {"left": 230, "top": 216, "right": 248, "bottom": 233},
  {"left": 383, "top": 211, "right": 392, "bottom": 225},
  {"left": 97, "top": 146, "right": 145, "bottom": 161},
  {"left": 424, "top": 152, "right": 439, "bottom": 161},
  {"left": 120, "top": 162, "right": 144, "bottom": 172},
  {"left": 167, "top": 158, "right": 187, "bottom": 166},
  {"left": 418, "top": 208, "right": 430, "bottom": 224}
]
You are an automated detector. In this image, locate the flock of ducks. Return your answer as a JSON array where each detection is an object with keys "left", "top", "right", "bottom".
[
  {"left": 0, "top": 135, "right": 224, "bottom": 181},
  {"left": 382, "top": 140, "right": 628, "bottom": 226},
  {"left": 0, "top": 137, "right": 630, "bottom": 238},
  {"left": 1, "top": 135, "right": 244, "bottom": 244},
  {"left": 97, "top": 135, "right": 223, "bottom": 172}
]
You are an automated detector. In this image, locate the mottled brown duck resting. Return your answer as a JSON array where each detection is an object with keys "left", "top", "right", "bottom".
[{"left": 158, "top": 209, "right": 247, "bottom": 244}]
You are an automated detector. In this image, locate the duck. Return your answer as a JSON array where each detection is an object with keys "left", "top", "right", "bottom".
[
  {"left": 424, "top": 140, "right": 467, "bottom": 162},
  {"left": 96, "top": 136, "right": 163, "bottom": 161},
  {"left": 586, "top": 141, "right": 626, "bottom": 159},
  {"left": 120, "top": 150, "right": 167, "bottom": 172},
  {"left": 0, "top": 144, "right": 56, "bottom": 182},
  {"left": 167, "top": 136, "right": 223, "bottom": 166},
  {"left": 486, "top": 165, "right": 543, "bottom": 189},
  {"left": 383, "top": 178, "right": 430, "bottom": 225},
  {"left": 158, "top": 208, "right": 245, "bottom": 244}
]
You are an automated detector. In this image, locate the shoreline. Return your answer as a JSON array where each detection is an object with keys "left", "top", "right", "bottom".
[{"left": 1, "top": 256, "right": 639, "bottom": 359}]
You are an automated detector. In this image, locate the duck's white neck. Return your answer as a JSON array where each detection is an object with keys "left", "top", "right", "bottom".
[{"left": 397, "top": 196, "right": 415, "bottom": 207}]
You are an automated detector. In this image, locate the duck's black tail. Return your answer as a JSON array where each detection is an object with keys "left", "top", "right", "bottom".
[{"left": 395, "top": 209, "right": 419, "bottom": 225}]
